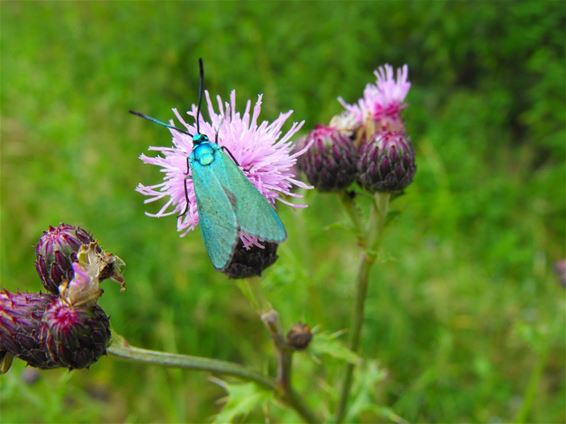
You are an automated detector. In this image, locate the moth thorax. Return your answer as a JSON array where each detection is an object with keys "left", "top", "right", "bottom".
[{"left": 193, "top": 143, "right": 216, "bottom": 166}]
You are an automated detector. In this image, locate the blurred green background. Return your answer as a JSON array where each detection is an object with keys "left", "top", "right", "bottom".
[{"left": 1, "top": 1, "right": 565, "bottom": 423}]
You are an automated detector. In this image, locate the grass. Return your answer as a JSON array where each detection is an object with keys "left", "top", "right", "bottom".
[{"left": 1, "top": 1, "right": 564, "bottom": 423}]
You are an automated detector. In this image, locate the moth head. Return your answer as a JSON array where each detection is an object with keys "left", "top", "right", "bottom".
[{"left": 192, "top": 133, "right": 209, "bottom": 145}]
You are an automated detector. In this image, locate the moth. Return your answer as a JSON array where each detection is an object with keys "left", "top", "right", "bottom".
[{"left": 131, "top": 59, "right": 286, "bottom": 270}]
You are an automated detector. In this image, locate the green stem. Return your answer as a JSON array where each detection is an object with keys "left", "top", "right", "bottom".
[
  {"left": 238, "top": 279, "right": 320, "bottom": 424},
  {"left": 108, "top": 333, "right": 318, "bottom": 423},
  {"left": 237, "top": 276, "right": 272, "bottom": 314},
  {"left": 514, "top": 348, "right": 548, "bottom": 424},
  {"left": 107, "top": 335, "right": 275, "bottom": 390},
  {"left": 335, "top": 192, "right": 390, "bottom": 423},
  {"left": 339, "top": 191, "right": 365, "bottom": 247}
]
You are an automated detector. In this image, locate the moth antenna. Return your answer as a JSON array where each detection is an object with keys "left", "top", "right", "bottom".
[
  {"left": 129, "top": 110, "right": 193, "bottom": 137},
  {"left": 196, "top": 58, "right": 205, "bottom": 134}
]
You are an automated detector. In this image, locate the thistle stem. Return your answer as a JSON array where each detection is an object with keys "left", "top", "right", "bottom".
[
  {"left": 339, "top": 191, "right": 365, "bottom": 246},
  {"left": 108, "top": 334, "right": 318, "bottom": 423},
  {"left": 239, "top": 278, "right": 320, "bottom": 424},
  {"left": 335, "top": 192, "right": 390, "bottom": 423},
  {"left": 107, "top": 335, "right": 275, "bottom": 390}
]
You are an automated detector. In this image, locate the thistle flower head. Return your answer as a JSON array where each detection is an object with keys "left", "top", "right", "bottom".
[
  {"left": 357, "top": 131, "right": 416, "bottom": 193},
  {"left": 137, "top": 90, "right": 309, "bottom": 240},
  {"left": 339, "top": 64, "right": 410, "bottom": 135},
  {"left": 296, "top": 125, "right": 357, "bottom": 192},
  {"left": 222, "top": 240, "right": 279, "bottom": 279}
]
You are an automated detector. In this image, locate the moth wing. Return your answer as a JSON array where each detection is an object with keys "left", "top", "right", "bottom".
[
  {"left": 215, "top": 149, "right": 287, "bottom": 243},
  {"left": 191, "top": 157, "right": 239, "bottom": 270}
]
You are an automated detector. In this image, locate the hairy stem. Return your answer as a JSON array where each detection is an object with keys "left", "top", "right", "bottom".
[{"left": 335, "top": 192, "right": 390, "bottom": 423}]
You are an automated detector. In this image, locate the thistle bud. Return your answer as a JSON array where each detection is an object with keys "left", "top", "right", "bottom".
[
  {"left": 286, "top": 322, "right": 313, "bottom": 350},
  {"left": 296, "top": 125, "right": 357, "bottom": 192},
  {"left": 0, "top": 291, "right": 57, "bottom": 370},
  {"left": 40, "top": 299, "right": 110, "bottom": 369},
  {"left": 0, "top": 289, "right": 111, "bottom": 371},
  {"left": 357, "top": 131, "right": 416, "bottom": 193},
  {"left": 34, "top": 224, "right": 95, "bottom": 294},
  {"left": 223, "top": 240, "right": 278, "bottom": 279}
]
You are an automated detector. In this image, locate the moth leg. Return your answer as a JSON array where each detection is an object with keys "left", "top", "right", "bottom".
[
  {"left": 178, "top": 177, "right": 191, "bottom": 217},
  {"left": 179, "top": 158, "right": 191, "bottom": 217},
  {"left": 184, "top": 156, "right": 190, "bottom": 175},
  {"left": 221, "top": 146, "right": 241, "bottom": 167}
]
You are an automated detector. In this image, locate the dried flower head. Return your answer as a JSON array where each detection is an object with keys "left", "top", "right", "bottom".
[{"left": 137, "top": 90, "right": 309, "bottom": 242}]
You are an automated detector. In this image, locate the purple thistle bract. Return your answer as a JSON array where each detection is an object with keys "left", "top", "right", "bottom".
[{"left": 137, "top": 90, "right": 310, "bottom": 243}]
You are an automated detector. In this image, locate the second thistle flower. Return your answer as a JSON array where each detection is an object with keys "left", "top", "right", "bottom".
[{"left": 296, "top": 125, "right": 357, "bottom": 192}]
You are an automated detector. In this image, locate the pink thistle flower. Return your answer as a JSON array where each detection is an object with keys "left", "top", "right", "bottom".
[
  {"left": 339, "top": 64, "right": 411, "bottom": 125},
  {"left": 137, "top": 90, "right": 310, "bottom": 242}
]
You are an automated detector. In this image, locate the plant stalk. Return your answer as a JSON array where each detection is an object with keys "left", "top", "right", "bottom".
[
  {"left": 335, "top": 192, "right": 390, "bottom": 423},
  {"left": 108, "top": 334, "right": 318, "bottom": 423},
  {"left": 240, "top": 279, "right": 320, "bottom": 424},
  {"left": 107, "top": 335, "right": 275, "bottom": 390}
]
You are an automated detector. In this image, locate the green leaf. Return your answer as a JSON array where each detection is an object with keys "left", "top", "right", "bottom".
[
  {"left": 346, "top": 361, "right": 407, "bottom": 424},
  {"left": 324, "top": 220, "right": 355, "bottom": 233},
  {"left": 309, "top": 331, "right": 361, "bottom": 365},
  {"left": 213, "top": 380, "right": 273, "bottom": 424}
]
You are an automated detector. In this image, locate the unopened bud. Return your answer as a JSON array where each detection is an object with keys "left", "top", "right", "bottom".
[
  {"left": 296, "top": 125, "right": 357, "bottom": 192},
  {"left": 34, "top": 224, "right": 95, "bottom": 294},
  {"left": 357, "top": 131, "right": 416, "bottom": 193},
  {"left": 286, "top": 322, "right": 313, "bottom": 350}
]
